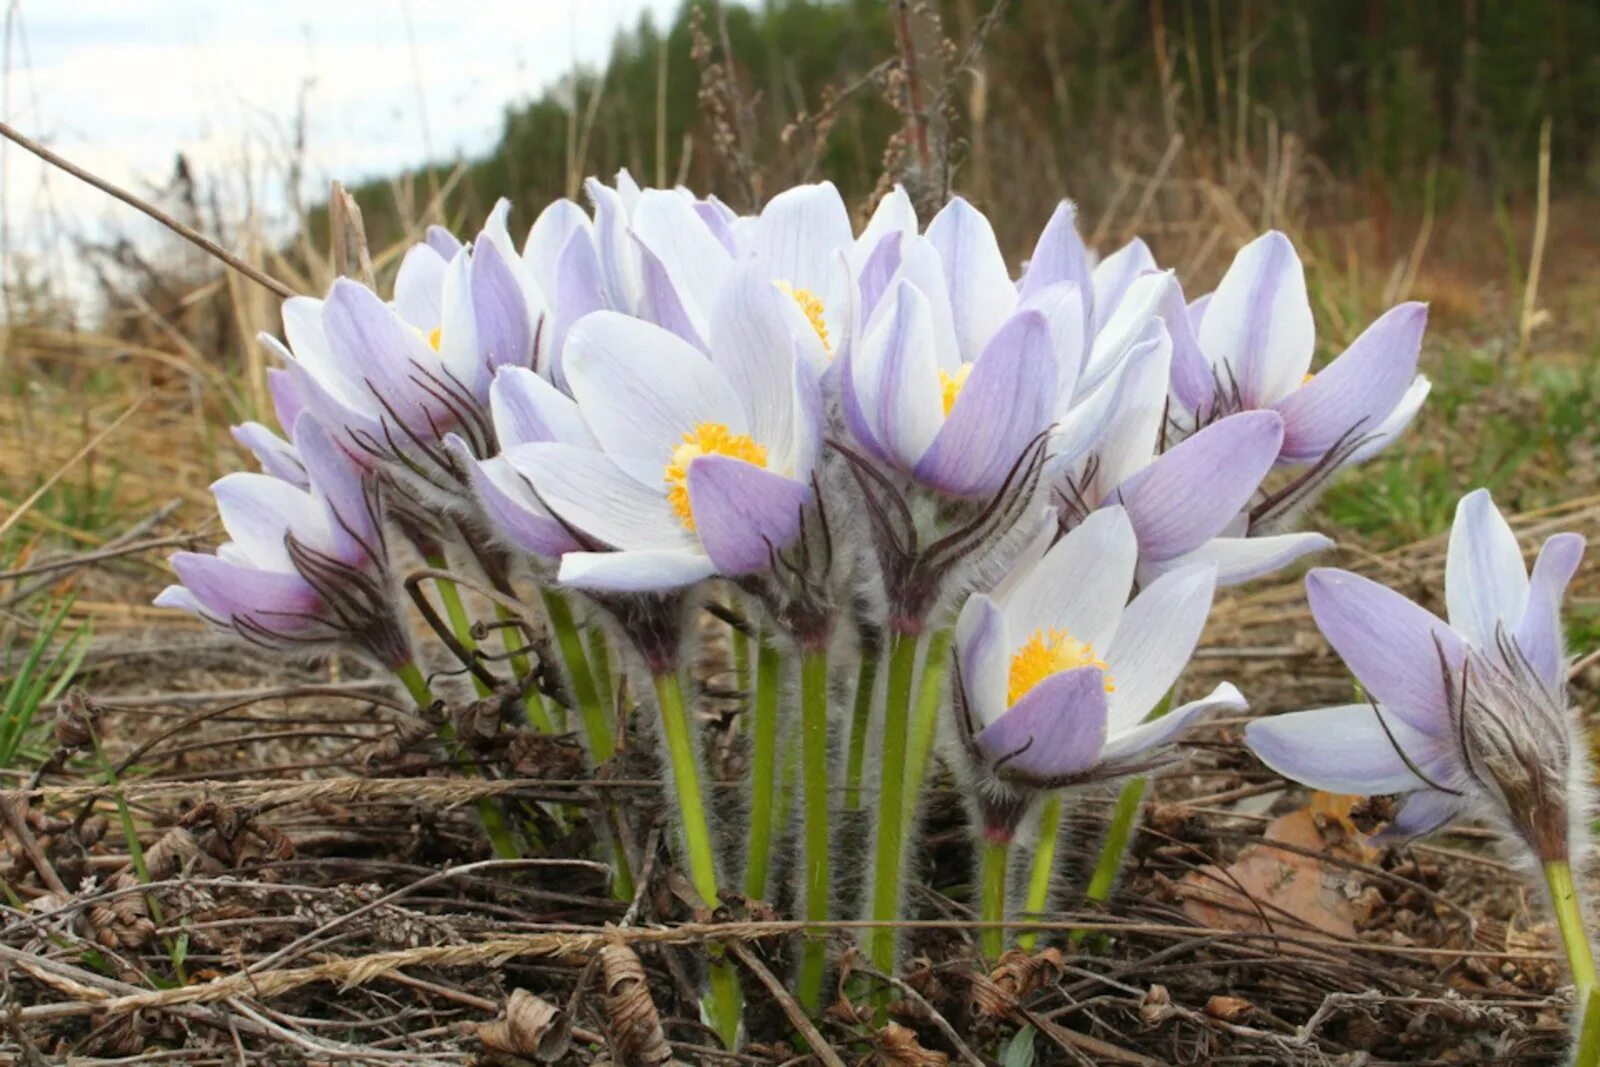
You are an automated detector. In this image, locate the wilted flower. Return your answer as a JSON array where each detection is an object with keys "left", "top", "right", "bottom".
[
  {"left": 1246, "top": 489, "right": 1587, "bottom": 859},
  {"left": 951, "top": 506, "right": 1245, "bottom": 838},
  {"left": 156, "top": 415, "right": 410, "bottom": 669}
]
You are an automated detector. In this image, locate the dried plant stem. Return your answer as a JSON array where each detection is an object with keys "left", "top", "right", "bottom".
[
  {"left": 743, "top": 633, "right": 781, "bottom": 901},
  {"left": 843, "top": 651, "right": 879, "bottom": 811},
  {"left": 867, "top": 629, "right": 921, "bottom": 977},
  {"left": 1083, "top": 690, "right": 1176, "bottom": 911},
  {"left": 980, "top": 838, "right": 1009, "bottom": 960},
  {"left": 796, "top": 644, "right": 832, "bottom": 1012},
  {"left": 1017, "top": 795, "right": 1064, "bottom": 951},
  {"left": 651, "top": 668, "right": 743, "bottom": 1046},
  {"left": 494, "top": 603, "right": 553, "bottom": 734},
  {"left": 543, "top": 589, "right": 613, "bottom": 762},
  {"left": 393, "top": 662, "right": 519, "bottom": 860},
  {"left": 904, "top": 627, "right": 952, "bottom": 805}
]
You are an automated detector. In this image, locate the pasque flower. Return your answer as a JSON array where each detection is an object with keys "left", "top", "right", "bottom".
[
  {"left": 1245, "top": 489, "right": 1587, "bottom": 857},
  {"left": 505, "top": 269, "right": 823, "bottom": 595},
  {"left": 1167, "top": 231, "right": 1431, "bottom": 525},
  {"left": 952, "top": 506, "right": 1245, "bottom": 825},
  {"left": 155, "top": 414, "right": 410, "bottom": 669},
  {"left": 268, "top": 202, "right": 542, "bottom": 475}
]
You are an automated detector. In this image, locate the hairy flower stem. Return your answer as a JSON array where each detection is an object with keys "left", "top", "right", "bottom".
[
  {"left": 797, "top": 645, "right": 832, "bottom": 1012},
  {"left": 868, "top": 629, "right": 921, "bottom": 978},
  {"left": 493, "top": 604, "right": 553, "bottom": 734},
  {"left": 1082, "top": 690, "right": 1176, "bottom": 914},
  {"left": 743, "top": 633, "right": 782, "bottom": 901},
  {"left": 425, "top": 556, "right": 489, "bottom": 699},
  {"left": 843, "top": 652, "right": 879, "bottom": 811},
  {"left": 393, "top": 662, "right": 519, "bottom": 860},
  {"left": 652, "top": 669, "right": 742, "bottom": 1047},
  {"left": 980, "top": 838, "right": 1010, "bottom": 960},
  {"left": 732, "top": 622, "right": 752, "bottom": 702},
  {"left": 904, "top": 628, "right": 953, "bottom": 806},
  {"left": 1546, "top": 860, "right": 1598, "bottom": 1001},
  {"left": 542, "top": 589, "right": 613, "bottom": 762},
  {"left": 1017, "top": 796, "right": 1064, "bottom": 951}
]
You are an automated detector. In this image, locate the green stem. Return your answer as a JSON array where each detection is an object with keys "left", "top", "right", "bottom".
[
  {"left": 867, "top": 630, "right": 921, "bottom": 976},
  {"left": 1017, "top": 795, "right": 1064, "bottom": 952},
  {"left": 731, "top": 620, "right": 751, "bottom": 702},
  {"left": 495, "top": 604, "right": 553, "bottom": 734},
  {"left": 652, "top": 669, "right": 742, "bottom": 1046},
  {"left": 1574, "top": 988, "right": 1600, "bottom": 1067},
  {"left": 796, "top": 645, "right": 832, "bottom": 1012},
  {"left": 743, "top": 634, "right": 781, "bottom": 901},
  {"left": 904, "top": 628, "right": 953, "bottom": 806},
  {"left": 980, "top": 838, "right": 1010, "bottom": 961},
  {"left": 542, "top": 589, "right": 613, "bottom": 762},
  {"left": 426, "top": 556, "right": 489, "bottom": 699},
  {"left": 843, "top": 652, "right": 879, "bottom": 812},
  {"left": 1083, "top": 690, "right": 1177, "bottom": 910},
  {"left": 394, "top": 663, "right": 519, "bottom": 860},
  {"left": 1547, "top": 860, "right": 1598, "bottom": 1000},
  {"left": 587, "top": 625, "right": 613, "bottom": 716}
]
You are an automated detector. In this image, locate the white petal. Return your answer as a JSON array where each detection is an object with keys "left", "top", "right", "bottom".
[
  {"left": 925, "top": 197, "right": 1018, "bottom": 363},
  {"left": 1104, "top": 563, "right": 1217, "bottom": 733},
  {"left": 557, "top": 548, "right": 717, "bottom": 593},
  {"left": 1101, "top": 682, "right": 1246, "bottom": 761},
  {"left": 1445, "top": 488, "right": 1529, "bottom": 649},
  {"left": 998, "top": 506, "right": 1136, "bottom": 655},
  {"left": 955, "top": 593, "right": 1011, "bottom": 727},
  {"left": 506, "top": 442, "right": 693, "bottom": 551},
  {"left": 630, "top": 189, "right": 732, "bottom": 327},
  {"left": 1199, "top": 231, "right": 1314, "bottom": 407},
  {"left": 751, "top": 181, "right": 853, "bottom": 297}
]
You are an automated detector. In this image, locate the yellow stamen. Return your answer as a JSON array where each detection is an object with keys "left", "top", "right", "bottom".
[
  {"left": 664, "top": 422, "right": 769, "bottom": 530},
  {"left": 1007, "top": 627, "right": 1114, "bottom": 706},
  {"left": 426, "top": 327, "right": 443, "bottom": 351},
  {"left": 775, "top": 281, "right": 831, "bottom": 356},
  {"left": 939, "top": 363, "right": 973, "bottom": 417},
  {"left": 1302, "top": 371, "right": 1315, "bottom": 385}
]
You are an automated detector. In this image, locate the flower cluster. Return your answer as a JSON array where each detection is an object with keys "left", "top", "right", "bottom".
[{"left": 159, "top": 172, "right": 1461, "bottom": 1045}]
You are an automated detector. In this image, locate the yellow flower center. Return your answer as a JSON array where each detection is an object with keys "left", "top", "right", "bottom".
[
  {"left": 427, "top": 327, "right": 443, "bottom": 351},
  {"left": 939, "top": 363, "right": 973, "bottom": 417},
  {"left": 663, "top": 422, "right": 769, "bottom": 530},
  {"left": 776, "top": 281, "right": 831, "bottom": 356},
  {"left": 1301, "top": 371, "right": 1315, "bottom": 385},
  {"left": 1006, "top": 627, "right": 1114, "bottom": 706}
]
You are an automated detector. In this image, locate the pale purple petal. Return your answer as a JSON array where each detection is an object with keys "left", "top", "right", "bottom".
[
  {"left": 636, "top": 237, "right": 708, "bottom": 350},
  {"left": 751, "top": 181, "right": 852, "bottom": 297},
  {"left": 1277, "top": 303, "right": 1427, "bottom": 462},
  {"left": 695, "top": 199, "right": 739, "bottom": 254},
  {"left": 685, "top": 456, "right": 811, "bottom": 576},
  {"left": 232, "top": 422, "right": 306, "bottom": 488},
  {"left": 1199, "top": 231, "right": 1314, "bottom": 408},
  {"left": 425, "top": 226, "right": 461, "bottom": 259},
  {"left": 583, "top": 177, "right": 641, "bottom": 311},
  {"left": 450, "top": 438, "right": 579, "bottom": 560},
  {"left": 1019, "top": 200, "right": 1093, "bottom": 323},
  {"left": 976, "top": 666, "right": 1109, "bottom": 779},
  {"left": 169, "top": 551, "right": 320, "bottom": 625},
  {"left": 631, "top": 188, "right": 731, "bottom": 325},
  {"left": 470, "top": 233, "right": 535, "bottom": 377},
  {"left": 1445, "top": 488, "right": 1529, "bottom": 649},
  {"left": 563, "top": 312, "right": 746, "bottom": 468},
  {"left": 557, "top": 548, "right": 717, "bottom": 593},
  {"left": 1341, "top": 375, "right": 1430, "bottom": 468},
  {"left": 321, "top": 278, "right": 445, "bottom": 431},
  {"left": 897, "top": 235, "right": 963, "bottom": 371},
  {"left": 489, "top": 365, "right": 597, "bottom": 450},
  {"left": 851, "top": 278, "right": 942, "bottom": 472},
  {"left": 1143, "top": 531, "right": 1333, "bottom": 588},
  {"left": 1102, "top": 682, "right": 1245, "bottom": 762},
  {"left": 1090, "top": 323, "right": 1171, "bottom": 492},
  {"left": 1082, "top": 271, "right": 1173, "bottom": 395},
  {"left": 551, "top": 229, "right": 608, "bottom": 386},
  {"left": 1244, "top": 703, "right": 1452, "bottom": 795},
  {"left": 955, "top": 593, "right": 1010, "bottom": 728},
  {"left": 1515, "top": 532, "right": 1585, "bottom": 689},
  {"left": 393, "top": 243, "right": 447, "bottom": 328},
  {"left": 1306, "top": 567, "right": 1466, "bottom": 737},
  {"left": 1110, "top": 411, "right": 1283, "bottom": 562},
  {"left": 926, "top": 196, "right": 1017, "bottom": 363},
  {"left": 1373, "top": 789, "right": 1465, "bottom": 841},
  {"left": 999, "top": 506, "right": 1136, "bottom": 657},
  {"left": 709, "top": 265, "right": 804, "bottom": 467},
  {"left": 294, "top": 414, "right": 377, "bottom": 565},
  {"left": 1103, "top": 563, "right": 1217, "bottom": 733},
  {"left": 1090, "top": 237, "right": 1157, "bottom": 328},
  {"left": 1018, "top": 280, "right": 1085, "bottom": 412},
  {"left": 1160, "top": 278, "right": 1215, "bottom": 416},
  {"left": 211, "top": 472, "right": 316, "bottom": 571},
  {"left": 523, "top": 198, "right": 592, "bottom": 300},
  {"left": 914, "top": 308, "right": 1057, "bottom": 497},
  {"left": 856, "top": 230, "right": 904, "bottom": 326},
  {"left": 267, "top": 368, "right": 305, "bottom": 432},
  {"left": 507, "top": 442, "right": 693, "bottom": 552}
]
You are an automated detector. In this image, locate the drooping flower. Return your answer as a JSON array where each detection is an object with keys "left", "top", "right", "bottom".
[
  {"left": 950, "top": 506, "right": 1246, "bottom": 836},
  {"left": 504, "top": 276, "right": 823, "bottom": 595},
  {"left": 1245, "top": 489, "right": 1587, "bottom": 858},
  {"left": 155, "top": 414, "right": 411, "bottom": 669}
]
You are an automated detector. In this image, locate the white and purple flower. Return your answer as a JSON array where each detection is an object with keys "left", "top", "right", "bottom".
[{"left": 1246, "top": 489, "right": 1587, "bottom": 858}]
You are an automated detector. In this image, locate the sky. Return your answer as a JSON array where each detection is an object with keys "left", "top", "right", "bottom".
[{"left": 1, "top": 0, "right": 680, "bottom": 304}]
